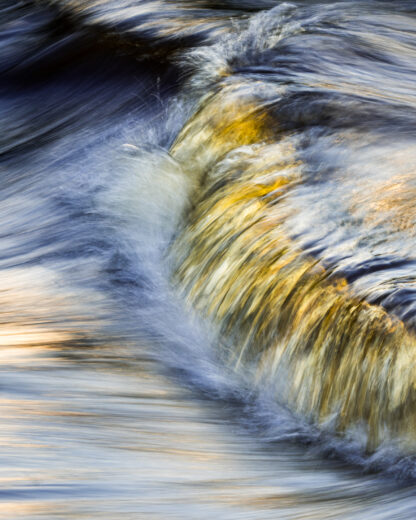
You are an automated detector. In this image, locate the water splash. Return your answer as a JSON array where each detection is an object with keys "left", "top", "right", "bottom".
[{"left": 170, "top": 71, "right": 416, "bottom": 456}]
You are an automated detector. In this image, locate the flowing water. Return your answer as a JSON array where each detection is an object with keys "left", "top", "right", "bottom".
[{"left": 3, "top": 0, "right": 416, "bottom": 518}]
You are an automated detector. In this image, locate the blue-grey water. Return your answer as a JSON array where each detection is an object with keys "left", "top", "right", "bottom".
[{"left": 2, "top": 1, "right": 416, "bottom": 518}]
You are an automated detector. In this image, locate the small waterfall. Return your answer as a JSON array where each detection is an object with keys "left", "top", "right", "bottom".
[{"left": 170, "top": 83, "right": 416, "bottom": 454}]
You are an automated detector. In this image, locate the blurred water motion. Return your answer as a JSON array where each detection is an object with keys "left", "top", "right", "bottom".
[
  {"left": 1, "top": 343, "right": 416, "bottom": 520},
  {"left": 3, "top": 0, "right": 416, "bottom": 518}
]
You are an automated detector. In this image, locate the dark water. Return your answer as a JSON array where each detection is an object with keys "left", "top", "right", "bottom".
[{"left": 2, "top": 1, "right": 416, "bottom": 518}]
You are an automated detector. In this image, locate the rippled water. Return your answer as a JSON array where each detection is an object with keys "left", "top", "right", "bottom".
[{"left": 2, "top": 0, "right": 416, "bottom": 518}]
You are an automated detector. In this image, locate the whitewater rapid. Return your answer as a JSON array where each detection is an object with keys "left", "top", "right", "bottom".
[{"left": 3, "top": 1, "right": 416, "bottom": 518}]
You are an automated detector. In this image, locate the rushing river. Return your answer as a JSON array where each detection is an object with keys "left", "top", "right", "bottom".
[{"left": 2, "top": 0, "right": 416, "bottom": 518}]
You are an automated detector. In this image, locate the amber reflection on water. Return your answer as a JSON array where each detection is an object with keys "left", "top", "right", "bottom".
[{"left": 170, "top": 85, "right": 416, "bottom": 453}]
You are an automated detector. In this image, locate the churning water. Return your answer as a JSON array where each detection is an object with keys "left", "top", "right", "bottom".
[{"left": 3, "top": 0, "right": 416, "bottom": 518}]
